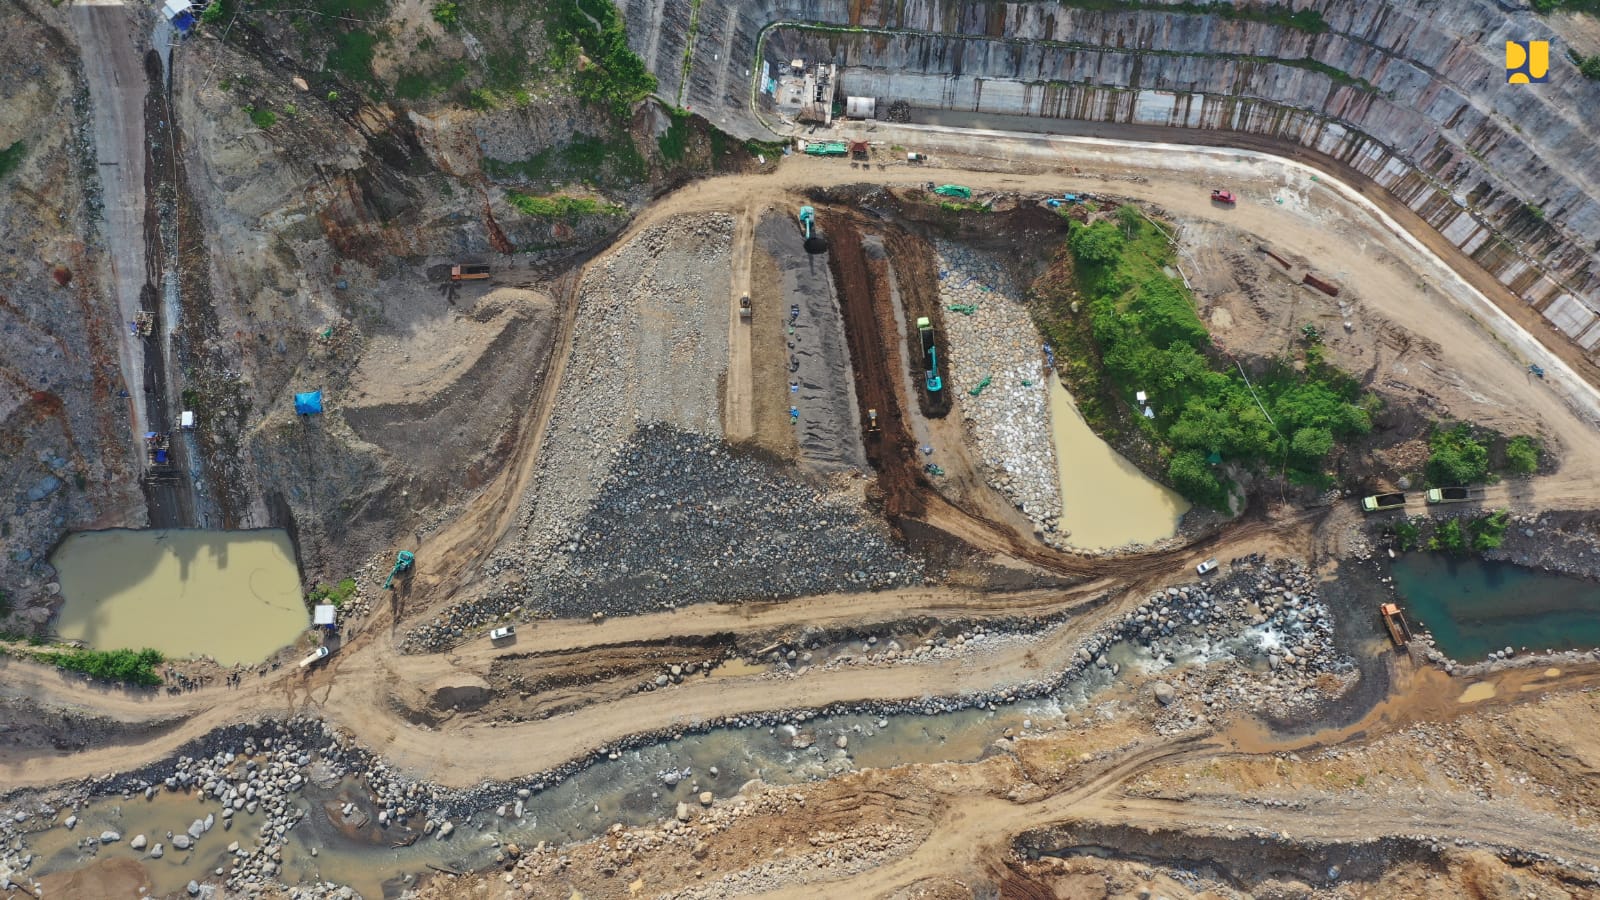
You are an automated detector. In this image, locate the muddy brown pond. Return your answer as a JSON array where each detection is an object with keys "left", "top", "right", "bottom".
[{"left": 51, "top": 529, "right": 308, "bottom": 667}]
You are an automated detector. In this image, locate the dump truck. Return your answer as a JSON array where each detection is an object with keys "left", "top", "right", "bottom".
[
  {"left": 739, "top": 295, "right": 751, "bottom": 319},
  {"left": 1361, "top": 492, "right": 1406, "bottom": 512},
  {"left": 1379, "top": 603, "right": 1411, "bottom": 648},
  {"left": 1426, "top": 486, "right": 1472, "bottom": 504},
  {"left": 917, "top": 317, "right": 943, "bottom": 396},
  {"left": 451, "top": 264, "right": 491, "bottom": 281}
]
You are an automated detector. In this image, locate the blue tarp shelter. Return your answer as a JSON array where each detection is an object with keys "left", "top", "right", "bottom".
[{"left": 294, "top": 391, "right": 324, "bottom": 415}]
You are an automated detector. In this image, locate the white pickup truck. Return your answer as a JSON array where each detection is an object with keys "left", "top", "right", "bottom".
[{"left": 298, "top": 646, "right": 330, "bottom": 669}]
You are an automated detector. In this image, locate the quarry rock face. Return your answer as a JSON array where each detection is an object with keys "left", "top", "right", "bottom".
[{"left": 627, "top": 0, "right": 1600, "bottom": 354}]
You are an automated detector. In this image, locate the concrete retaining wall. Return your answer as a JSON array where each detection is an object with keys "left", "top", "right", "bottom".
[{"left": 620, "top": 0, "right": 1600, "bottom": 353}]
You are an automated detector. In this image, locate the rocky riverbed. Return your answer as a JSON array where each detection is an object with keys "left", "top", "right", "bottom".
[{"left": 933, "top": 243, "right": 1062, "bottom": 538}]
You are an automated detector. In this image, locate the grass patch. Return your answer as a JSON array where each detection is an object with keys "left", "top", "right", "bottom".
[
  {"left": 0, "top": 141, "right": 24, "bottom": 181},
  {"left": 484, "top": 133, "right": 647, "bottom": 188},
  {"left": 506, "top": 191, "right": 624, "bottom": 219},
  {"left": 1534, "top": 0, "right": 1600, "bottom": 14},
  {"left": 1048, "top": 215, "right": 1371, "bottom": 509},
  {"left": 939, "top": 200, "right": 989, "bottom": 213},
  {"left": 326, "top": 29, "right": 379, "bottom": 84},
  {"left": 43, "top": 647, "right": 164, "bottom": 687},
  {"left": 394, "top": 61, "right": 467, "bottom": 100},
  {"left": 243, "top": 105, "right": 278, "bottom": 128},
  {"left": 1052, "top": 0, "right": 1329, "bottom": 32},
  {"left": 308, "top": 577, "right": 358, "bottom": 608},
  {"left": 658, "top": 107, "right": 691, "bottom": 162}
]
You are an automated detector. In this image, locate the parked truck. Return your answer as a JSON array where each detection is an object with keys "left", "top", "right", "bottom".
[
  {"left": 1379, "top": 603, "right": 1411, "bottom": 648},
  {"left": 1361, "top": 492, "right": 1406, "bottom": 512},
  {"left": 451, "top": 264, "right": 491, "bottom": 281},
  {"left": 1426, "top": 486, "right": 1472, "bottom": 504}
]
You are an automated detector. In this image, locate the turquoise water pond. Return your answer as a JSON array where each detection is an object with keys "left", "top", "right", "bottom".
[{"left": 1390, "top": 554, "right": 1600, "bottom": 662}]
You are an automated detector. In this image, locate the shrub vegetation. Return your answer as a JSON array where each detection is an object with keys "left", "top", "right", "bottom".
[
  {"left": 45, "top": 648, "right": 164, "bottom": 686},
  {"left": 1060, "top": 216, "right": 1372, "bottom": 508}
]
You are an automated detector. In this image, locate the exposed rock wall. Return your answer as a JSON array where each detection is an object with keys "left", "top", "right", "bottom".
[{"left": 622, "top": 0, "right": 1600, "bottom": 356}]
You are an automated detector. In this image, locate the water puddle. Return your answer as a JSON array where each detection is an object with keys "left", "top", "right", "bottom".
[
  {"left": 1458, "top": 682, "right": 1497, "bottom": 703},
  {"left": 52, "top": 529, "right": 307, "bottom": 666},
  {"left": 1047, "top": 375, "right": 1189, "bottom": 549},
  {"left": 1389, "top": 555, "right": 1600, "bottom": 663}
]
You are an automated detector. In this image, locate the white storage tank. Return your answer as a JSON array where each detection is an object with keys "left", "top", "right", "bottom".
[{"left": 845, "top": 96, "right": 876, "bottom": 119}]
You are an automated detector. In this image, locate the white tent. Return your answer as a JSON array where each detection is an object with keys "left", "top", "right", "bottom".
[
  {"left": 312, "top": 604, "right": 337, "bottom": 626},
  {"left": 162, "top": 0, "right": 193, "bottom": 18}
]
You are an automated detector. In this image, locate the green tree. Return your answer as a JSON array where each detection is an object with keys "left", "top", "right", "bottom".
[
  {"left": 1426, "top": 423, "right": 1489, "bottom": 485},
  {"left": 1505, "top": 435, "right": 1540, "bottom": 475},
  {"left": 1168, "top": 449, "right": 1228, "bottom": 510},
  {"left": 1428, "top": 518, "right": 1466, "bottom": 554},
  {"left": 1068, "top": 221, "right": 1125, "bottom": 267},
  {"left": 1290, "top": 426, "right": 1334, "bottom": 462},
  {"left": 1469, "top": 510, "right": 1511, "bottom": 552},
  {"left": 1115, "top": 203, "right": 1143, "bottom": 236},
  {"left": 431, "top": 0, "right": 460, "bottom": 28}
]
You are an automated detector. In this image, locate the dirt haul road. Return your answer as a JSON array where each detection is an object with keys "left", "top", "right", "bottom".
[
  {"left": 10, "top": 132, "right": 1600, "bottom": 808},
  {"left": 71, "top": 0, "right": 152, "bottom": 446}
]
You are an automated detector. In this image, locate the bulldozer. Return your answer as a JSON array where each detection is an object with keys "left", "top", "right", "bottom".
[{"left": 866, "top": 408, "right": 880, "bottom": 435}]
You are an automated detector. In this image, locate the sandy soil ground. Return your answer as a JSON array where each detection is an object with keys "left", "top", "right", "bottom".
[{"left": 14, "top": 124, "right": 1600, "bottom": 899}]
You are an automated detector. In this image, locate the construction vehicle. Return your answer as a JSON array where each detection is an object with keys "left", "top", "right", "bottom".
[
  {"left": 1044, "top": 194, "right": 1082, "bottom": 208},
  {"left": 802, "top": 141, "right": 848, "bottom": 156},
  {"left": 906, "top": 152, "right": 926, "bottom": 163},
  {"left": 916, "top": 317, "right": 943, "bottom": 396},
  {"left": 1379, "top": 603, "right": 1411, "bottom": 648},
  {"left": 1426, "top": 486, "right": 1472, "bottom": 504},
  {"left": 932, "top": 185, "right": 972, "bottom": 199},
  {"left": 798, "top": 206, "right": 827, "bottom": 253},
  {"left": 383, "top": 550, "right": 415, "bottom": 590},
  {"left": 299, "top": 645, "right": 331, "bottom": 669},
  {"left": 1361, "top": 492, "right": 1406, "bottom": 512},
  {"left": 144, "top": 432, "right": 171, "bottom": 467},
  {"left": 1210, "top": 189, "right": 1237, "bottom": 205},
  {"left": 451, "top": 264, "right": 491, "bottom": 281},
  {"left": 489, "top": 625, "right": 516, "bottom": 642},
  {"left": 739, "top": 295, "right": 751, "bottom": 319},
  {"left": 866, "top": 408, "right": 880, "bottom": 434}
]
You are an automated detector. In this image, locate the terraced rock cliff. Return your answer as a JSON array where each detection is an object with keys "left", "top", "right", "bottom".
[{"left": 626, "top": 0, "right": 1600, "bottom": 358}]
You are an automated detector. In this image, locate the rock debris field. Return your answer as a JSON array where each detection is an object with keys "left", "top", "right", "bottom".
[
  {"left": 405, "top": 213, "right": 931, "bottom": 649},
  {"left": 409, "top": 427, "right": 926, "bottom": 649},
  {"left": 933, "top": 244, "right": 1062, "bottom": 536}
]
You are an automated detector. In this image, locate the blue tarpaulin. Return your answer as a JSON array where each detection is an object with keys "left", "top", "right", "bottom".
[{"left": 294, "top": 391, "right": 324, "bottom": 415}]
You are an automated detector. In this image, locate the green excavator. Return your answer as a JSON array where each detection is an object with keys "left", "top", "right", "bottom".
[
  {"left": 383, "top": 550, "right": 415, "bottom": 590},
  {"left": 798, "top": 205, "right": 827, "bottom": 253}
]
